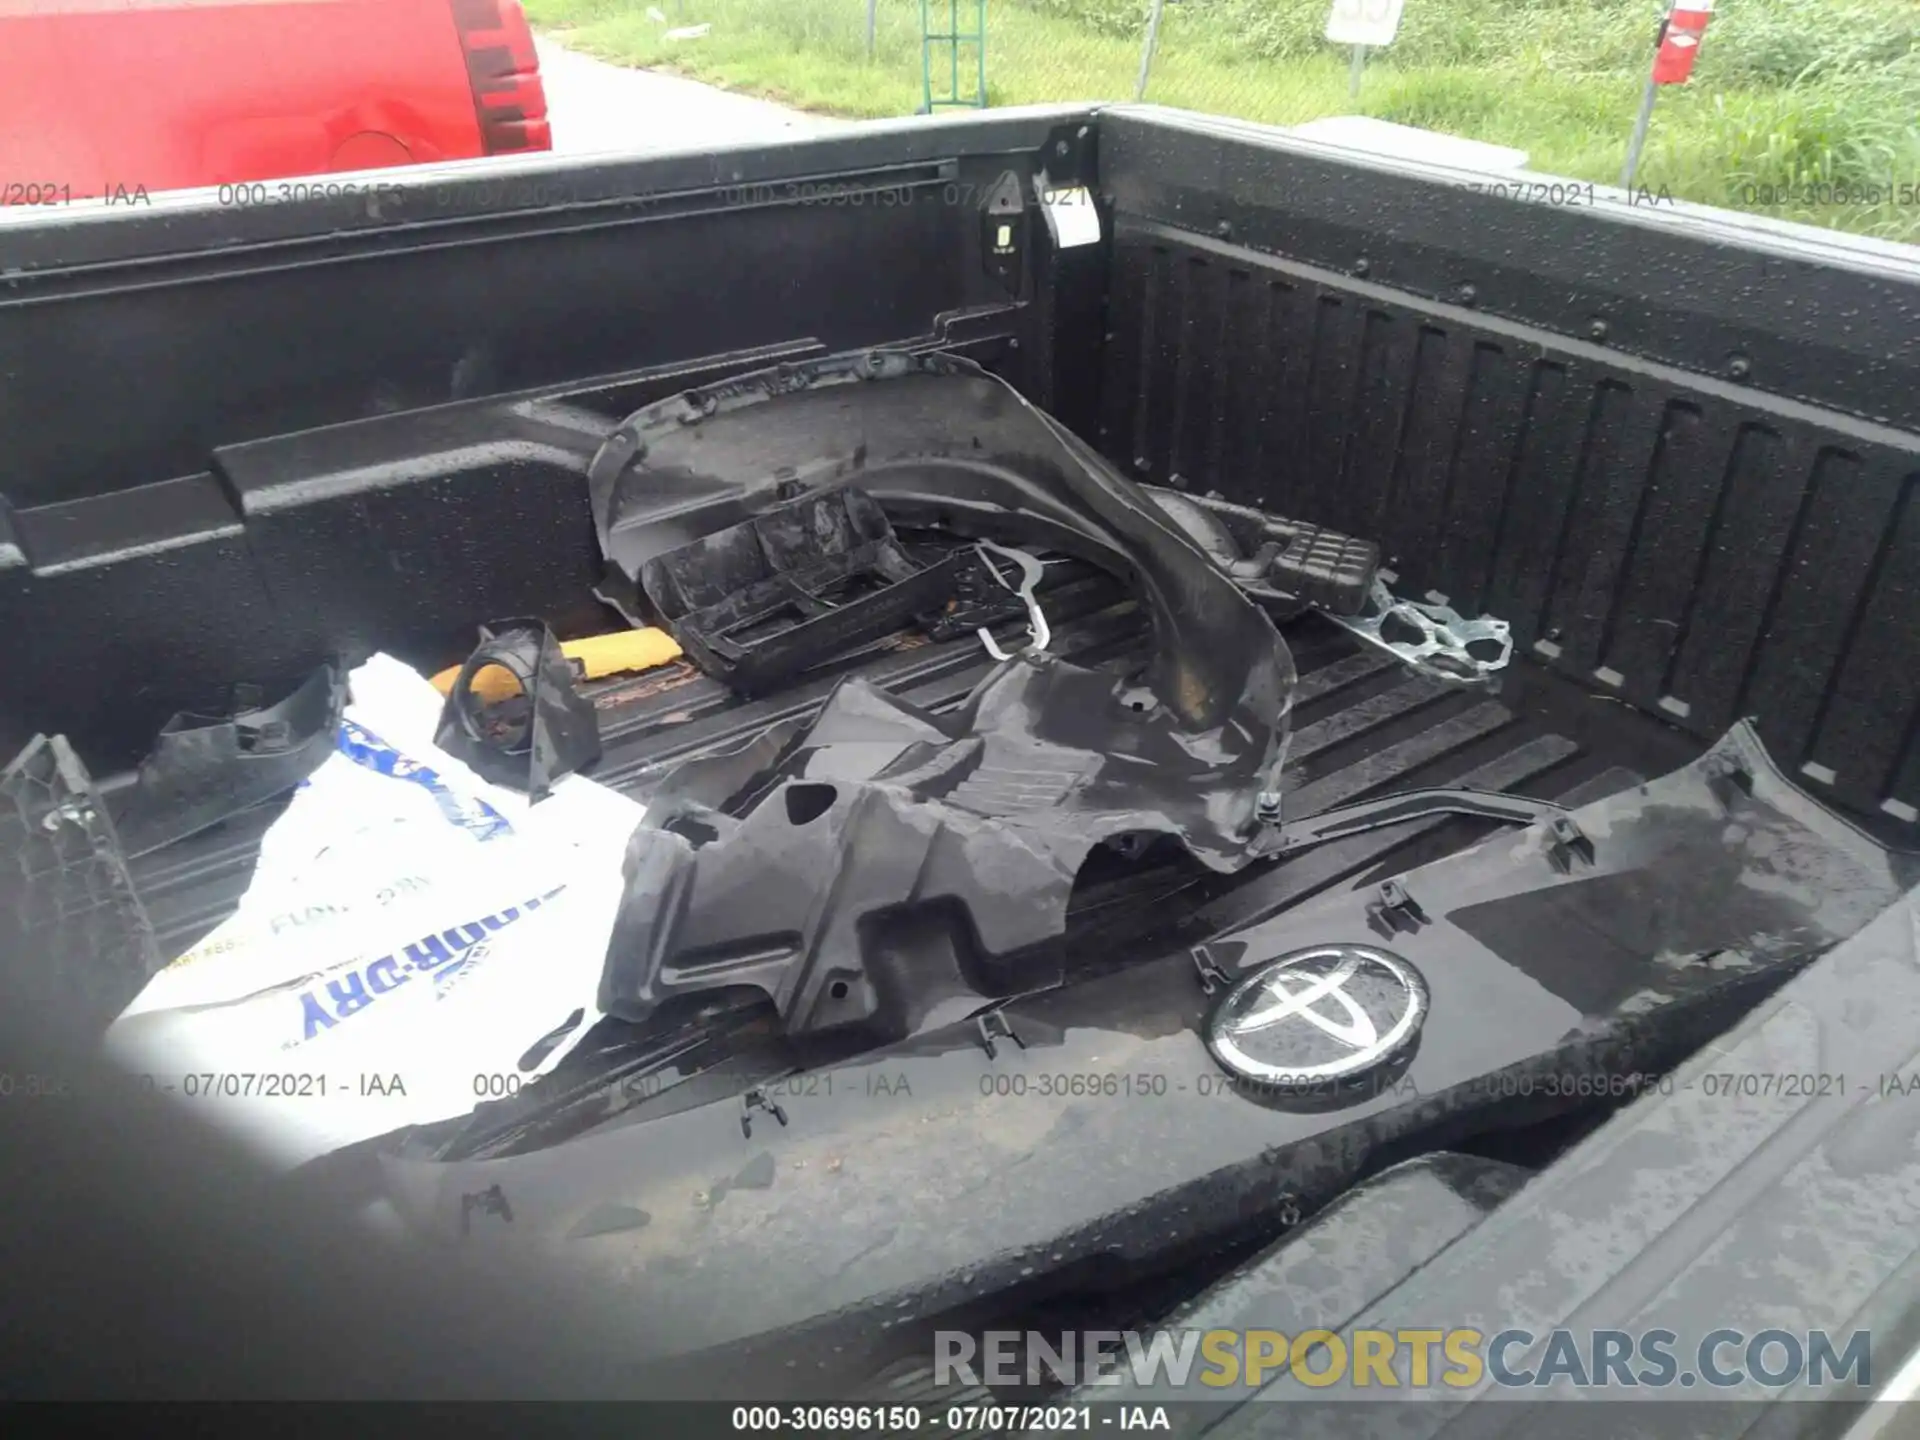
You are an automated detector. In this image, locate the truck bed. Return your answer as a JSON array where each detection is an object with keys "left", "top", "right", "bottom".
[
  {"left": 128, "top": 588, "right": 1700, "bottom": 967},
  {"left": 5, "top": 101, "right": 1920, "bottom": 1411}
]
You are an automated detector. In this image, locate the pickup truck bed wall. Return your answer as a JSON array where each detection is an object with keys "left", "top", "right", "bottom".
[{"left": 2, "top": 104, "right": 1918, "bottom": 832}]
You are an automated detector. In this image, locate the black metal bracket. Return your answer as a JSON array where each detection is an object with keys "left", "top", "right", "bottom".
[
  {"left": 1038, "top": 120, "right": 1098, "bottom": 193},
  {"left": 977, "top": 1010, "right": 1026, "bottom": 1060},
  {"left": 1366, "top": 880, "right": 1429, "bottom": 937},
  {"left": 740, "top": 1086, "right": 789, "bottom": 1140},
  {"left": 1272, "top": 787, "right": 1573, "bottom": 860}
]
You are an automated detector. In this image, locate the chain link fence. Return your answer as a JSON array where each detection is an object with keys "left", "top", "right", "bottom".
[{"left": 529, "top": 0, "right": 1920, "bottom": 239}]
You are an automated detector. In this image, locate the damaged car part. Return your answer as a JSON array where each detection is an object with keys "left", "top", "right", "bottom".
[
  {"left": 111, "top": 664, "right": 346, "bottom": 859},
  {"left": 433, "top": 620, "right": 601, "bottom": 803},
  {"left": 0, "top": 733, "right": 162, "bottom": 1037},
  {"left": 378, "top": 722, "right": 1915, "bottom": 1385},
  {"left": 599, "top": 649, "right": 1287, "bottom": 1042},
  {"left": 586, "top": 349, "right": 1295, "bottom": 740},
  {"left": 407, "top": 996, "right": 798, "bottom": 1164},
  {"left": 1143, "top": 486, "right": 1380, "bottom": 618},
  {"left": 1266, "top": 786, "right": 1574, "bottom": 859},
  {"left": 1324, "top": 575, "right": 1512, "bottom": 687},
  {"left": 588, "top": 350, "right": 1298, "bottom": 1043},
  {"left": 639, "top": 488, "right": 974, "bottom": 693},
  {"left": 913, "top": 536, "right": 1071, "bottom": 644}
]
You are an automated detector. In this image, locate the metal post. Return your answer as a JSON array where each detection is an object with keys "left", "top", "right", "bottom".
[
  {"left": 1135, "top": 0, "right": 1166, "bottom": 102},
  {"left": 1349, "top": 43, "right": 1365, "bottom": 99},
  {"left": 867, "top": 0, "right": 876, "bottom": 60},
  {"left": 1621, "top": 8, "right": 1671, "bottom": 190},
  {"left": 975, "top": 0, "right": 986, "bottom": 106},
  {"left": 920, "top": 0, "right": 931, "bottom": 111},
  {"left": 1620, "top": 71, "right": 1659, "bottom": 189}
]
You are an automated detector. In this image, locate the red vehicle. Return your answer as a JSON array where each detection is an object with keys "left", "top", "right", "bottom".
[{"left": 0, "top": 0, "right": 550, "bottom": 205}]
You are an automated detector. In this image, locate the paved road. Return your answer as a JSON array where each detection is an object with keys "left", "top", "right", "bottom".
[{"left": 536, "top": 35, "right": 847, "bottom": 156}]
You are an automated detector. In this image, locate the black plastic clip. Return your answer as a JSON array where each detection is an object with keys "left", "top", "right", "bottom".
[
  {"left": 1192, "top": 944, "right": 1233, "bottom": 996},
  {"left": 977, "top": 1010, "right": 1025, "bottom": 1061},
  {"left": 233, "top": 712, "right": 294, "bottom": 754},
  {"left": 460, "top": 1184, "right": 514, "bottom": 1235},
  {"left": 740, "top": 1087, "right": 789, "bottom": 1140},
  {"left": 1366, "top": 880, "right": 1429, "bottom": 937},
  {"left": 1546, "top": 816, "right": 1595, "bottom": 874},
  {"left": 1706, "top": 756, "right": 1756, "bottom": 812}
]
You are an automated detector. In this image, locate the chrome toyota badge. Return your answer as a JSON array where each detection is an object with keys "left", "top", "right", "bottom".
[{"left": 1206, "top": 944, "right": 1428, "bottom": 1097}]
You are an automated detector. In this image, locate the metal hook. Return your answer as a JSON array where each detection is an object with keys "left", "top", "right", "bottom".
[{"left": 973, "top": 539, "right": 1051, "bottom": 661}]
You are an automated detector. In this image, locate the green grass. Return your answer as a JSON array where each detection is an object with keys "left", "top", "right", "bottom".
[{"left": 527, "top": 0, "right": 1920, "bottom": 240}]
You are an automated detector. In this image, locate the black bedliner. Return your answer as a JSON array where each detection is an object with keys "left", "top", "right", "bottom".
[
  {"left": 3, "top": 101, "right": 1918, "bottom": 1413},
  {"left": 128, "top": 596, "right": 1699, "bottom": 971}
]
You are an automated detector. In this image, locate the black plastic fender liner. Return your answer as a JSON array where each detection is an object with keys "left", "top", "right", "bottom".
[
  {"left": 587, "top": 349, "right": 1297, "bottom": 742},
  {"left": 587, "top": 351, "right": 1299, "bottom": 1042},
  {"left": 598, "top": 645, "right": 1298, "bottom": 1041}
]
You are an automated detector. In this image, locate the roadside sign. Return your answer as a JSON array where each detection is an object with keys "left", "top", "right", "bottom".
[
  {"left": 1653, "top": 0, "right": 1714, "bottom": 84},
  {"left": 1326, "top": 0, "right": 1407, "bottom": 48}
]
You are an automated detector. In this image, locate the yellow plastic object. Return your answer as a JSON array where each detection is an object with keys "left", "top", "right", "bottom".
[{"left": 430, "top": 628, "right": 684, "bottom": 704}]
